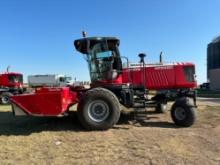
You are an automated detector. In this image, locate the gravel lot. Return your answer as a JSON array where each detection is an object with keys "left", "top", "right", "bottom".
[{"left": 0, "top": 101, "right": 219, "bottom": 165}]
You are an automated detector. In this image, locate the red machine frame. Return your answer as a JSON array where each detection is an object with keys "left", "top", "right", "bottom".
[{"left": 10, "top": 36, "right": 197, "bottom": 130}]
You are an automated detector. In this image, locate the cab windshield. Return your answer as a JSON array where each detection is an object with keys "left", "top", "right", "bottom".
[
  {"left": 8, "top": 75, "right": 23, "bottom": 83},
  {"left": 87, "top": 41, "right": 121, "bottom": 82}
]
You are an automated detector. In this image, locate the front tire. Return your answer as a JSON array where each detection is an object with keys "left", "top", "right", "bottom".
[
  {"left": 171, "top": 97, "right": 196, "bottom": 127},
  {"left": 77, "top": 88, "right": 120, "bottom": 130},
  {"left": 0, "top": 92, "right": 13, "bottom": 105}
]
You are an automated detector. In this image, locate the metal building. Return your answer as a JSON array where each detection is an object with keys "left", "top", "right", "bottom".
[{"left": 207, "top": 36, "right": 220, "bottom": 90}]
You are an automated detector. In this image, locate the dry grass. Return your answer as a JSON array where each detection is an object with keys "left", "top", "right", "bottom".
[{"left": 0, "top": 104, "right": 220, "bottom": 165}]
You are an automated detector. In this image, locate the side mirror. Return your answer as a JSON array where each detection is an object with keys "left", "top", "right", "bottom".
[{"left": 74, "top": 39, "right": 88, "bottom": 54}]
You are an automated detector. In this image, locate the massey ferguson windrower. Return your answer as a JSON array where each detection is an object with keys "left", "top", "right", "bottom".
[{"left": 10, "top": 35, "right": 197, "bottom": 130}]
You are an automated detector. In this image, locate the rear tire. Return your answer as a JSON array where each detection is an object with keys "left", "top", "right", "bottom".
[
  {"left": 171, "top": 97, "right": 196, "bottom": 127},
  {"left": 77, "top": 88, "right": 120, "bottom": 130},
  {"left": 0, "top": 92, "right": 13, "bottom": 105}
]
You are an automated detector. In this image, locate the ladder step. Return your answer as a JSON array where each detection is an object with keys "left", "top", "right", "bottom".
[
  {"left": 145, "top": 104, "right": 156, "bottom": 108},
  {"left": 134, "top": 101, "right": 145, "bottom": 104},
  {"left": 134, "top": 109, "right": 146, "bottom": 113},
  {"left": 134, "top": 93, "right": 145, "bottom": 97},
  {"left": 133, "top": 105, "right": 145, "bottom": 108},
  {"left": 135, "top": 114, "right": 146, "bottom": 117},
  {"left": 134, "top": 115, "right": 147, "bottom": 121}
]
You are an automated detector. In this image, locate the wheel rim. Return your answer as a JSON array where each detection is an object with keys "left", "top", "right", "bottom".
[
  {"left": 174, "top": 107, "right": 186, "bottom": 120},
  {"left": 88, "top": 100, "right": 110, "bottom": 122},
  {"left": 2, "top": 96, "right": 9, "bottom": 104}
]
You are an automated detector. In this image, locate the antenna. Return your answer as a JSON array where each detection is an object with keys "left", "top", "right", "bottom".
[
  {"left": 82, "top": 31, "right": 87, "bottom": 38},
  {"left": 6, "top": 66, "right": 10, "bottom": 72},
  {"left": 159, "top": 51, "right": 163, "bottom": 64}
]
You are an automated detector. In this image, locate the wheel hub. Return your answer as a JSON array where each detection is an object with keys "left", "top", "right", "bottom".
[
  {"left": 2, "top": 96, "right": 9, "bottom": 104},
  {"left": 88, "top": 100, "right": 110, "bottom": 122},
  {"left": 174, "top": 107, "right": 186, "bottom": 120}
]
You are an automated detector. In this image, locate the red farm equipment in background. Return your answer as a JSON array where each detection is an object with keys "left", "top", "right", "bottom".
[
  {"left": 10, "top": 34, "right": 197, "bottom": 130},
  {"left": 0, "top": 71, "right": 24, "bottom": 104}
]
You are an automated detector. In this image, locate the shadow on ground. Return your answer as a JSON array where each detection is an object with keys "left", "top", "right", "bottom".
[
  {"left": 0, "top": 110, "right": 177, "bottom": 136},
  {"left": 0, "top": 111, "right": 82, "bottom": 136},
  {"left": 117, "top": 112, "right": 177, "bottom": 129}
]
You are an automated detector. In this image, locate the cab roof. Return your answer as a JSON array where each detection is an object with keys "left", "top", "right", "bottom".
[
  {"left": 74, "top": 37, "right": 120, "bottom": 54},
  {"left": 0, "top": 72, "right": 22, "bottom": 76}
]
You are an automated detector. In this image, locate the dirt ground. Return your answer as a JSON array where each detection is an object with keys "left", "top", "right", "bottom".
[{"left": 0, "top": 101, "right": 220, "bottom": 165}]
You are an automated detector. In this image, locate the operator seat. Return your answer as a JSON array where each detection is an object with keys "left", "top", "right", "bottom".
[{"left": 104, "top": 51, "right": 122, "bottom": 80}]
